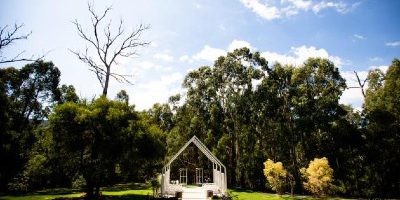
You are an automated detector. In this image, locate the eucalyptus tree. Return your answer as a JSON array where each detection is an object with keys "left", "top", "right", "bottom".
[
  {"left": 255, "top": 58, "right": 347, "bottom": 191},
  {"left": 181, "top": 48, "right": 267, "bottom": 186},
  {"left": 0, "top": 61, "right": 61, "bottom": 191},
  {"left": 362, "top": 59, "right": 400, "bottom": 198}
]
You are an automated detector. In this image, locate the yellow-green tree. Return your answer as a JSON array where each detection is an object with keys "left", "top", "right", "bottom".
[
  {"left": 263, "top": 159, "right": 287, "bottom": 194},
  {"left": 300, "top": 157, "right": 335, "bottom": 197}
]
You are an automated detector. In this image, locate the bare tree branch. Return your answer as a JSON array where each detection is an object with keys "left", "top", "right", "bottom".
[
  {"left": 0, "top": 23, "right": 45, "bottom": 64},
  {"left": 71, "top": 3, "right": 150, "bottom": 96},
  {"left": 347, "top": 71, "right": 368, "bottom": 98}
]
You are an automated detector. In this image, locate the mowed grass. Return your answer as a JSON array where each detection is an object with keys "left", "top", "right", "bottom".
[
  {"left": 228, "top": 189, "right": 347, "bottom": 200},
  {"left": 0, "top": 183, "right": 152, "bottom": 200},
  {"left": 0, "top": 185, "right": 349, "bottom": 200},
  {"left": 0, "top": 192, "right": 84, "bottom": 200},
  {"left": 0, "top": 190, "right": 152, "bottom": 200}
]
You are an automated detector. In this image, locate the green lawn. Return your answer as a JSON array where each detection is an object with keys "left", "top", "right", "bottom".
[
  {"left": 0, "top": 185, "right": 348, "bottom": 200},
  {"left": 228, "top": 189, "right": 346, "bottom": 200},
  {"left": 0, "top": 183, "right": 152, "bottom": 200},
  {"left": 0, "top": 192, "right": 84, "bottom": 200}
]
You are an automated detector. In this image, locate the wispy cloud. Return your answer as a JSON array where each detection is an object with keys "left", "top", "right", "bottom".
[
  {"left": 353, "top": 34, "right": 365, "bottom": 40},
  {"left": 239, "top": 0, "right": 361, "bottom": 20},
  {"left": 153, "top": 53, "right": 174, "bottom": 62},
  {"left": 385, "top": 41, "right": 400, "bottom": 47},
  {"left": 369, "top": 57, "right": 382, "bottom": 62},
  {"left": 313, "top": 1, "right": 361, "bottom": 14}
]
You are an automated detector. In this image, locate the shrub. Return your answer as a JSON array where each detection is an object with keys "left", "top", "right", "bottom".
[
  {"left": 263, "top": 159, "right": 287, "bottom": 194},
  {"left": 150, "top": 175, "right": 161, "bottom": 197},
  {"left": 300, "top": 157, "right": 336, "bottom": 197},
  {"left": 72, "top": 175, "right": 86, "bottom": 189},
  {"left": 7, "top": 173, "right": 29, "bottom": 194}
]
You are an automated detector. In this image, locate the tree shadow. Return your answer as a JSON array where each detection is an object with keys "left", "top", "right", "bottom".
[
  {"left": 34, "top": 188, "right": 82, "bottom": 195},
  {"left": 53, "top": 194, "right": 177, "bottom": 200},
  {"left": 52, "top": 194, "right": 144, "bottom": 200},
  {"left": 102, "top": 183, "right": 149, "bottom": 191}
]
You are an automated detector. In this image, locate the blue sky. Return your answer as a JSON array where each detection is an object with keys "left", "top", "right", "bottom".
[{"left": 1, "top": 0, "right": 399, "bottom": 110}]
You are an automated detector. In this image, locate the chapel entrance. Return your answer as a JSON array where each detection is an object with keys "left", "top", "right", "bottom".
[
  {"left": 161, "top": 136, "right": 227, "bottom": 197},
  {"left": 178, "top": 167, "right": 208, "bottom": 185}
]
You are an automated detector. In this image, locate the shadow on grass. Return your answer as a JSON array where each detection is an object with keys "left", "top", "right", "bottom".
[
  {"left": 34, "top": 188, "right": 83, "bottom": 195},
  {"left": 53, "top": 194, "right": 178, "bottom": 200},
  {"left": 52, "top": 194, "right": 148, "bottom": 200},
  {"left": 101, "top": 183, "right": 150, "bottom": 191}
]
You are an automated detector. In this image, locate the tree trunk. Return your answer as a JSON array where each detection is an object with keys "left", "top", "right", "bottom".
[
  {"left": 103, "top": 66, "right": 110, "bottom": 96},
  {"left": 85, "top": 183, "right": 94, "bottom": 200},
  {"left": 95, "top": 186, "right": 100, "bottom": 198}
]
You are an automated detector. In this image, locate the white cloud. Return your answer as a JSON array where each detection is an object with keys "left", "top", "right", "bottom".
[
  {"left": 192, "top": 45, "right": 226, "bottom": 62},
  {"left": 339, "top": 70, "right": 368, "bottom": 107},
  {"left": 179, "top": 55, "right": 194, "bottom": 63},
  {"left": 240, "top": 0, "right": 281, "bottom": 20},
  {"left": 153, "top": 53, "right": 174, "bottom": 62},
  {"left": 285, "top": 0, "right": 312, "bottom": 10},
  {"left": 181, "top": 40, "right": 254, "bottom": 63},
  {"left": 228, "top": 40, "right": 253, "bottom": 52},
  {"left": 313, "top": 1, "right": 347, "bottom": 14},
  {"left": 261, "top": 45, "right": 342, "bottom": 67},
  {"left": 132, "top": 72, "right": 183, "bottom": 110},
  {"left": 353, "top": 34, "right": 365, "bottom": 40},
  {"left": 370, "top": 65, "right": 389, "bottom": 73},
  {"left": 239, "top": 0, "right": 360, "bottom": 20},
  {"left": 340, "top": 88, "right": 364, "bottom": 107},
  {"left": 134, "top": 61, "right": 173, "bottom": 74},
  {"left": 341, "top": 70, "right": 368, "bottom": 88},
  {"left": 183, "top": 41, "right": 343, "bottom": 69},
  {"left": 385, "top": 41, "right": 400, "bottom": 47}
]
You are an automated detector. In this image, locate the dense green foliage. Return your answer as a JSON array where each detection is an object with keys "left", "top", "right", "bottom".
[
  {"left": 0, "top": 61, "right": 62, "bottom": 192},
  {"left": 0, "top": 51, "right": 399, "bottom": 199},
  {"left": 161, "top": 49, "right": 399, "bottom": 198},
  {"left": 0, "top": 62, "right": 167, "bottom": 199}
]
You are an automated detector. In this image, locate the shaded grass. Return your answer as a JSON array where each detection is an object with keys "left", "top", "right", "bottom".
[
  {"left": 0, "top": 192, "right": 83, "bottom": 200},
  {"left": 0, "top": 185, "right": 350, "bottom": 200},
  {"left": 0, "top": 183, "right": 152, "bottom": 200}
]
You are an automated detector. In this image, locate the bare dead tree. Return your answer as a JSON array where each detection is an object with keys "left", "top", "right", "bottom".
[
  {"left": 347, "top": 71, "right": 368, "bottom": 98},
  {"left": 70, "top": 3, "right": 150, "bottom": 97},
  {"left": 0, "top": 23, "right": 45, "bottom": 64}
]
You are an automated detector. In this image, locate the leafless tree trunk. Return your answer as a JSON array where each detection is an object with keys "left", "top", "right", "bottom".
[
  {"left": 347, "top": 71, "right": 368, "bottom": 98},
  {"left": 70, "top": 3, "right": 150, "bottom": 97},
  {"left": 0, "top": 23, "right": 44, "bottom": 64}
]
